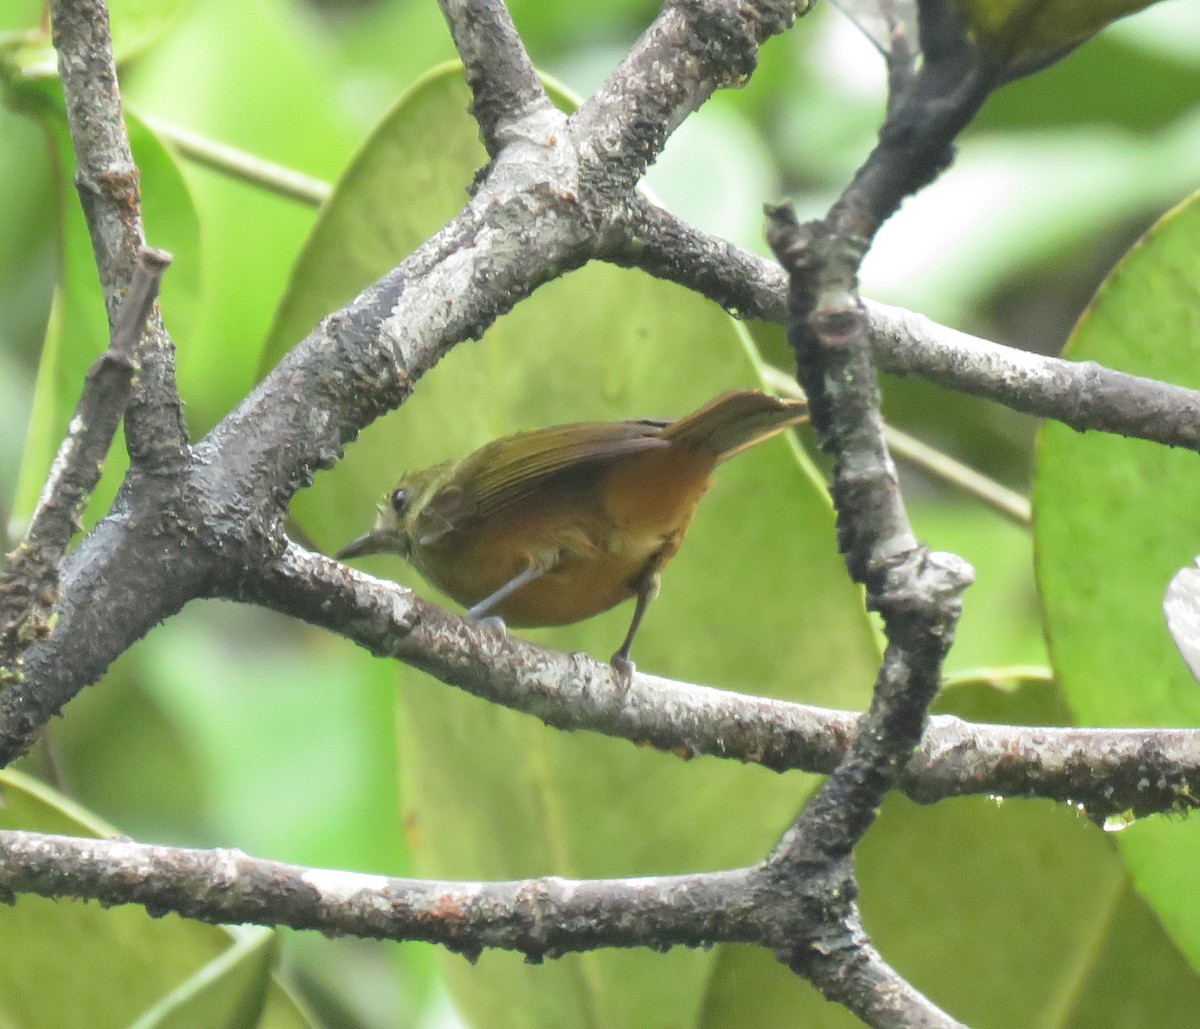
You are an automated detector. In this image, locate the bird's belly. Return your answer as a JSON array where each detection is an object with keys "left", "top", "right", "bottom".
[
  {"left": 418, "top": 521, "right": 674, "bottom": 628},
  {"left": 494, "top": 550, "right": 644, "bottom": 626}
]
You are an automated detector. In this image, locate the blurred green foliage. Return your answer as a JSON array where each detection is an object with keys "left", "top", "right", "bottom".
[
  {"left": 3, "top": 0, "right": 1200, "bottom": 1025},
  {"left": 1036, "top": 190, "right": 1200, "bottom": 981},
  {"left": 0, "top": 770, "right": 314, "bottom": 1027}
]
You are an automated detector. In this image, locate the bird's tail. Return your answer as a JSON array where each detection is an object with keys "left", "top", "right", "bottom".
[{"left": 662, "top": 389, "right": 808, "bottom": 461}]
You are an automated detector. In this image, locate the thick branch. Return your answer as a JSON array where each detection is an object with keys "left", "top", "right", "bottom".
[
  {"left": 571, "top": 0, "right": 804, "bottom": 196},
  {"left": 0, "top": 479, "right": 203, "bottom": 762},
  {"left": 0, "top": 173, "right": 593, "bottom": 764},
  {"left": 51, "top": 0, "right": 188, "bottom": 468},
  {"left": 0, "top": 826, "right": 964, "bottom": 1026},
  {"left": 757, "top": 9, "right": 989, "bottom": 1014},
  {"left": 763, "top": 211, "right": 973, "bottom": 851}
]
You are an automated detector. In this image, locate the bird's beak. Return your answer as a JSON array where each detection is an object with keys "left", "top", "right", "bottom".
[{"left": 335, "top": 527, "right": 403, "bottom": 560}]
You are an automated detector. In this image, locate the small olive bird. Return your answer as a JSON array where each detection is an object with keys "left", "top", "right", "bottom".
[{"left": 337, "top": 389, "right": 807, "bottom": 677}]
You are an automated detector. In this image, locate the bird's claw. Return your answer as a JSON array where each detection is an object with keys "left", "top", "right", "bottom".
[
  {"left": 610, "top": 654, "right": 635, "bottom": 692},
  {"left": 473, "top": 614, "right": 508, "bottom": 639}
]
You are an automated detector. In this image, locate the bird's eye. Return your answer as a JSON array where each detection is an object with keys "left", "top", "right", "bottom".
[{"left": 390, "top": 488, "right": 409, "bottom": 515}]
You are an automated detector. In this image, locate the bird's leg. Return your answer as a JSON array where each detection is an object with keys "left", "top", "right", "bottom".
[
  {"left": 466, "top": 556, "right": 548, "bottom": 634},
  {"left": 610, "top": 564, "right": 662, "bottom": 687}
]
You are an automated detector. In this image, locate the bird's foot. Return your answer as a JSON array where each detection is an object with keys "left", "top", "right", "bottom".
[
  {"left": 472, "top": 614, "right": 508, "bottom": 639},
  {"left": 610, "top": 654, "right": 635, "bottom": 692}
]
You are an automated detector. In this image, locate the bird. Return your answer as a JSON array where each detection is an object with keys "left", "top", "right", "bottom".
[{"left": 336, "top": 389, "right": 808, "bottom": 679}]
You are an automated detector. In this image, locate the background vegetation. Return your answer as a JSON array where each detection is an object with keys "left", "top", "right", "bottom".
[{"left": 2, "top": 0, "right": 1200, "bottom": 1024}]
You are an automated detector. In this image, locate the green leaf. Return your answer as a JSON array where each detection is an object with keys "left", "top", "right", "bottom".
[
  {"left": 700, "top": 674, "right": 1200, "bottom": 1026},
  {"left": 0, "top": 771, "right": 313, "bottom": 1029},
  {"left": 642, "top": 102, "right": 780, "bottom": 258},
  {"left": 273, "top": 64, "right": 879, "bottom": 1027},
  {"left": 129, "top": 928, "right": 277, "bottom": 1029},
  {"left": 0, "top": 0, "right": 189, "bottom": 81},
  {"left": 975, "top": 29, "right": 1200, "bottom": 134},
  {"left": 0, "top": 0, "right": 43, "bottom": 36},
  {"left": 13, "top": 645, "right": 214, "bottom": 845},
  {"left": 868, "top": 676, "right": 1200, "bottom": 1027},
  {"left": 135, "top": 604, "right": 407, "bottom": 876},
  {"left": 10, "top": 108, "right": 108, "bottom": 531},
  {"left": 106, "top": 0, "right": 195, "bottom": 63},
  {"left": 1034, "top": 191, "right": 1200, "bottom": 972},
  {"left": 864, "top": 128, "right": 1198, "bottom": 328},
  {"left": 258, "top": 61, "right": 497, "bottom": 375},
  {"left": 908, "top": 498, "right": 1047, "bottom": 674}
]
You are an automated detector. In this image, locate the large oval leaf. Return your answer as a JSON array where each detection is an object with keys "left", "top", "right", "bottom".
[
  {"left": 1034, "top": 192, "right": 1200, "bottom": 973},
  {"left": 272, "top": 64, "right": 880, "bottom": 1027},
  {"left": 701, "top": 674, "right": 1200, "bottom": 1026}
]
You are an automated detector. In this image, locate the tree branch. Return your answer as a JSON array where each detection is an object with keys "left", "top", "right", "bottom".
[
  {"left": 767, "top": 201, "right": 973, "bottom": 864},
  {"left": 8, "top": 0, "right": 1197, "bottom": 1022},
  {"left": 0, "top": 248, "right": 170, "bottom": 683},
  {"left": 3, "top": 0, "right": 816, "bottom": 763},
  {"left": 761, "top": 0, "right": 990, "bottom": 875},
  {"left": 437, "top": 0, "right": 550, "bottom": 157},
  {"left": 51, "top": 0, "right": 188, "bottom": 470},
  {"left": 807, "top": 930, "right": 966, "bottom": 1029},
  {"left": 616, "top": 199, "right": 1200, "bottom": 452},
  {"left": 867, "top": 301, "right": 1200, "bottom": 448},
  {"left": 0, "top": 820, "right": 957, "bottom": 1029},
  {"left": 0, "top": 828, "right": 759, "bottom": 958},
  {"left": 571, "top": 0, "right": 806, "bottom": 197},
  {"left": 754, "top": 5, "right": 1002, "bottom": 1018},
  {"left": 245, "top": 543, "right": 1200, "bottom": 820}
]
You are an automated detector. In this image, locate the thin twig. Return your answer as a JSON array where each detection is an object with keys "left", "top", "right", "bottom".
[
  {"left": 26, "top": 248, "right": 172, "bottom": 550},
  {"left": 141, "top": 115, "right": 331, "bottom": 206},
  {"left": 759, "top": 365, "right": 1032, "bottom": 526},
  {"left": 884, "top": 421, "right": 1030, "bottom": 524},
  {"left": 51, "top": 0, "right": 188, "bottom": 469},
  {"left": 0, "top": 248, "right": 171, "bottom": 683},
  {"left": 436, "top": 0, "right": 550, "bottom": 157}
]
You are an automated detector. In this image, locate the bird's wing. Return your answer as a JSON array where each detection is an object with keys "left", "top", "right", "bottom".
[{"left": 415, "top": 419, "right": 670, "bottom": 544}]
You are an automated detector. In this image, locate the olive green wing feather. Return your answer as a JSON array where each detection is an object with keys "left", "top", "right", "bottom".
[{"left": 414, "top": 419, "right": 670, "bottom": 544}]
